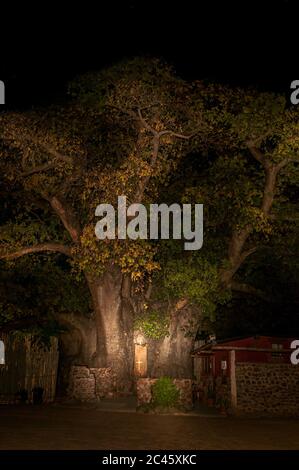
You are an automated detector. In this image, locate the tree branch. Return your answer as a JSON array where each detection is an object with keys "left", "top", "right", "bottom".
[
  {"left": 163, "top": 129, "right": 200, "bottom": 140},
  {"left": 47, "top": 196, "right": 81, "bottom": 243},
  {"left": 0, "top": 243, "right": 72, "bottom": 260},
  {"left": 137, "top": 107, "right": 199, "bottom": 140},
  {"left": 135, "top": 108, "right": 199, "bottom": 203},
  {"left": 247, "top": 144, "right": 269, "bottom": 168},
  {"left": 231, "top": 280, "right": 273, "bottom": 303},
  {"left": 238, "top": 246, "right": 258, "bottom": 264},
  {"left": 137, "top": 108, "right": 156, "bottom": 134},
  {"left": 221, "top": 144, "right": 296, "bottom": 288},
  {"left": 2, "top": 125, "right": 75, "bottom": 177},
  {"left": 135, "top": 133, "right": 161, "bottom": 203},
  {"left": 20, "top": 131, "right": 74, "bottom": 166},
  {"left": 20, "top": 162, "right": 58, "bottom": 178},
  {"left": 275, "top": 157, "right": 299, "bottom": 172}
]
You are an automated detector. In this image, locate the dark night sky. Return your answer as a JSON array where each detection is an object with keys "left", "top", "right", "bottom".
[
  {"left": 0, "top": 0, "right": 298, "bottom": 107},
  {"left": 0, "top": 1, "right": 298, "bottom": 335}
]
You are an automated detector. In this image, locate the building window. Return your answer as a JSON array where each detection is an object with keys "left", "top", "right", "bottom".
[
  {"left": 271, "top": 343, "right": 283, "bottom": 361},
  {"left": 0, "top": 340, "right": 4, "bottom": 365}
]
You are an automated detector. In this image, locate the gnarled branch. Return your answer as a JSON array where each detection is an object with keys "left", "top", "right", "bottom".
[{"left": 0, "top": 243, "right": 72, "bottom": 260}]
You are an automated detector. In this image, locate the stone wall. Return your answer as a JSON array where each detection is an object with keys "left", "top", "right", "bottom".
[
  {"left": 90, "top": 367, "right": 117, "bottom": 399},
  {"left": 236, "top": 363, "right": 299, "bottom": 416},
  {"left": 137, "top": 378, "right": 192, "bottom": 410},
  {"left": 68, "top": 365, "right": 117, "bottom": 401}
]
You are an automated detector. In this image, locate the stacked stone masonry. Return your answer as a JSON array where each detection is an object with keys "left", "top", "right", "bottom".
[
  {"left": 68, "top": 365, "right": 117, "bottom": 401},
  {"left": 236, "top": 363, "right": 299, "bottom": 416}
]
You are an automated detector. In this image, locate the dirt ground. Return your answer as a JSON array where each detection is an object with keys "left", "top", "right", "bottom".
[{"left": 0, "top": 404, "right": 299, "bottom": 450}]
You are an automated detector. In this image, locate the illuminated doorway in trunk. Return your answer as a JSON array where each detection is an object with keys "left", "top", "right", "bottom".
[
  {"left": 134, "top": 344, "right": 147, "bottom": 377},
  {"left": 0, "top": 340, "right": 4, "bottom": 365}
]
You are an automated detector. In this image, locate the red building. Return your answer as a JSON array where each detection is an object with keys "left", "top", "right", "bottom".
[
  {"left": 193, "top": 336, "right": 295, "bottom": 377},
  {"left": 193, "top": 335, "right": 294, "bottom": 381},
  {"left": 192, "top": 336, "right": 295, "bottom": 408}
]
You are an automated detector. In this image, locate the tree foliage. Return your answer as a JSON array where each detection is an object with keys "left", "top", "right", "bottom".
[{"left": 0, "top": 58, "right": 298, "bottom": 338}]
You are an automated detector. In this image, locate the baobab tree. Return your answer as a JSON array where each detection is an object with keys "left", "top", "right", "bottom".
[
  {"left": 0, "top": 60, "right": 298, "bottom": 387},
  {"left": 0, "top": 59, "right": 206, "bottom": 389}
]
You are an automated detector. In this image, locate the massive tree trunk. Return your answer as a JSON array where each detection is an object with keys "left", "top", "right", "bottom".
[
  {"left": 53, "top": 272, "right": 135, "bottom": 395},
  {"left": 149, "top": 305, "right": 199, "bottom": 379},
  {"left": 86, "top": 269, "right": 135, "bottom": 393}
]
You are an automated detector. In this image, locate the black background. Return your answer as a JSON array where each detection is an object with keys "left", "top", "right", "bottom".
[{"left": 0, "top": 0, "right": 298, "bottom": 107}]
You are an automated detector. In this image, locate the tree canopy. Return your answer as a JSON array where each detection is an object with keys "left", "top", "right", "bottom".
[{"left": 0, "top": 58, "right": 298, "bottom": 339}]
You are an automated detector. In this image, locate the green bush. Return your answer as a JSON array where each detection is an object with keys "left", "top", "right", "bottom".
[{"left": 151, "top": 377, "right": 180, "bottom": 408}]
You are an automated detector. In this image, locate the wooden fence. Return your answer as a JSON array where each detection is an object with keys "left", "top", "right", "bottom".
[{"left": 0, "top": 333, "right": 59, "bottom": 404}]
